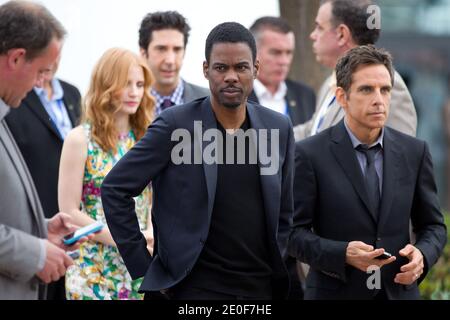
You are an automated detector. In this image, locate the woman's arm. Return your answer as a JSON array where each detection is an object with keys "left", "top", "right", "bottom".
[
  {"left": 58, "top": 126, "right": 116, "bottom": 247},
  {"left": 143, "top": 189, "right": 154, "bottom": 255}
]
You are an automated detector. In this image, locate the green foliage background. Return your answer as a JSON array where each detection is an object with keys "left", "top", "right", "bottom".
[{"left": 420, "top": 213, "right": 450, "bottom": 300}]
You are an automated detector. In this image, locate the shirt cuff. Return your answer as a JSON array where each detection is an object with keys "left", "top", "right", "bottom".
[{"left": 37, "top": 239, "right": 47, "bottom": 271}]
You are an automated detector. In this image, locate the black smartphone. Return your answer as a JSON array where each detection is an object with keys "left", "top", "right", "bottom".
[{"left": 375, "top": 251, "right": 393, "bottom": 260}]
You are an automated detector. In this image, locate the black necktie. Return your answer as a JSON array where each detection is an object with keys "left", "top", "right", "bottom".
[
  {"left": 161, "top": 98, "right": 175, "bottom": 111},
  {"left": 357, "top": 144, "right": 382, "bottom": 217}
]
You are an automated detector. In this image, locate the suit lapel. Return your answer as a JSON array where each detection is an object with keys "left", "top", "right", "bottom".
[
  {"left": 25, "top": 90, "right": 62, "bottom": 140},
  {"left": 378, "top": 128, "right": 401, "bottom": 229},
  {"left": 184, "top": 81, "right": 208, "bottom": 103},
  {"left": 63, "top": 92, "right": 79, "bottom": 127},
  {"left": 60, "top": 82, "right": 80, "bottom": 127},
  {"left": 316, "top": 75, "right": 334, "bottom": 110},
  {"left": 316, "top": 74, "right": 344, "bottom": 130},
  {"left": 248, "top": 90, "right": 259, "bottom": 104},
  {"left": 0, "top": 120, "right": 45, "bottom": 235},
  {"left": 199, "top": 97, "right": 218, "bottom": 218},
  {"left": 247, "top": 102, "right": 279, "bottom": 234},
  {"left": 322, "top": 100, "right": 343, "bottom": 129},
  {"left": 285, "top": 85, "right": 302, "bottom": 124},
  {"left": 330, "top": 121, "right": 378, "bottom": 223}
]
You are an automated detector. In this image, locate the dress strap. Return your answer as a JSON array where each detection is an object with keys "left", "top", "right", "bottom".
[{"left": 81, "top": 122, "right": 92, "bottom": 140}]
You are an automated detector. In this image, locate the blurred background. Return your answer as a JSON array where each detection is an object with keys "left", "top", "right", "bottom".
[
  {"left": 0, "top": 0, "right": 279, "bottom": 92},
  {"left": 378, "top": 0, "right": 450, "bottom": 300},
  {"left": 0, "top": 0, "right": 448, "bottom": 299}
]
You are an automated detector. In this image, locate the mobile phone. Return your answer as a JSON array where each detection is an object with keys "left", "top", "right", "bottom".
[
  {"left": 63, "top": 221, "right": 104, "bottom": 246},
  {"left": 375, "top": 251, "right": 393, "bottom": 260},
  {"left": 68, "top": 251, "right": 80, "bottom": 259}
]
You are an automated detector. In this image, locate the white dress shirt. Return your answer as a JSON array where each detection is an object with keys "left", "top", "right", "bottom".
[{"left": 253, "top": 79, "right": 288, "bottom": 115}]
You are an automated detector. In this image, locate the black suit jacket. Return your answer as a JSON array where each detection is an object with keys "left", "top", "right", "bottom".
[
  {"left": 249, "top": 79, "right": 316, "bottom": 126},
  {"left": 6, "top": 80, "right": 81, "bottom": 218},
  {"left": 289, "top": 120, "right": 447, "bottom": 300},
  {"left": 101, "top": 97, "right": 295, "bottom": 298}
]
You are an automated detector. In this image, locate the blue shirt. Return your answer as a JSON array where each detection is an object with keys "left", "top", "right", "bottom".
[
  {"left": 344, "top": 120, "right": 384, "bottom": 194},
  {"left": 151, "top": 80, "right": 185, "bottom": 116},
  {"left": 34, "top": 78, "right": 73, "bottom": 139}
]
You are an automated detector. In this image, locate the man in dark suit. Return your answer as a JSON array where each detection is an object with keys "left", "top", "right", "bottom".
[
  {"left": 288, "top": 45, "right": 447, "bottom": 300},
  {"left": 249, "top": 16, "right": 316, "bottom": 127},
  {"left": 6, "top": 57, "right": 81, "bottom": 300},
  {"left": 139, "top": 11, "right": 209, "bottom": 115},
  {"left": 102, "top": 22, "right": 294, "bottom": 300}
]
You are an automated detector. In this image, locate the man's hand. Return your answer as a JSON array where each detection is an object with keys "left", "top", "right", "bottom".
[
  {"left": 47, "top": 212, "right": 94, "bottom": 251},
  {"left": 394, "top": 244, "right": 424, "bottom": 285},
  {"left": 143, "top": 230, "right": 154, "bottom": 256},
  {"left": 36, "top": 240, "right": 73, "bottom": 284},
  {"left": 346, "top": 241, "right": 396, "bottom": 272}
]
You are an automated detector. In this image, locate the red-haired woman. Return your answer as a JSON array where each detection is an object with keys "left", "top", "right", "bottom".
[{"left": 58, "top": 48, "right": 155, "bottom": 300}]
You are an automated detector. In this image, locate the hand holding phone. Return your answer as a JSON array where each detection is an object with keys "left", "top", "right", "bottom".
[
  {"left": 375, "top": 251, "right": 393, "bottom": 260},
  {"left": 63, "top": 221, "right": 104, "bottom": 246}
]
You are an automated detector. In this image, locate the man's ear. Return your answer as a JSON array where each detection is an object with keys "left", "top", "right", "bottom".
[
  {"left": 139, "top": 48, "right": 148, "bottom": 58},
  {"left": 7, "top": 48, "right": 26, "bottom": 69},
  {"left": 203, "top": 61, "right": 209, "bottom": 79},
  {"left": 335, "top": 87, "right": 348, "bottom": 111},
  {"left": 254, "top": 59, "right": 260, "bottom": 79},
  {"left": 336, "top": 24, "right": 352, "bottom": 47}
]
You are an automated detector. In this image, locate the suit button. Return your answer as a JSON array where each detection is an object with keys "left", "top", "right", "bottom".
[
  {"left": 200, "top": 238, "right": 205, "bottom": 245},
  {"left": 185, "top": 268, "right": 191, "bottom": 275},
  {"left": 377, "top": 238, "right": 382, "bottom": 241}
]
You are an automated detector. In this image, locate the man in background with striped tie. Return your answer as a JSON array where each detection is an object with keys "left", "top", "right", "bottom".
[{"left": 293, "top": 0, "right": 417, "bottom": 141}]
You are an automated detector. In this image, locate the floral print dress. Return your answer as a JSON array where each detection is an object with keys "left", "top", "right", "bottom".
[{"left": 66, "top": 123, "right": 151, "bottom": 300}]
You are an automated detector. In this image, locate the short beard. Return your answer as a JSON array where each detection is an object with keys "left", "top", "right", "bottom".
[{"left": 222, "top": 102, "right": 241, "bottom": 109}]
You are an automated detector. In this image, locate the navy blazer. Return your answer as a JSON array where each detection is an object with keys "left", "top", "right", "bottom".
[
  {"left": 101, "top": 97, "right": 295, "bottom": 298},
  {"left": 289, "top": 120, "right": 447, "bottom": 300},
  {"left": 249, "top": 79, "right": 316, "bottom": 126}
]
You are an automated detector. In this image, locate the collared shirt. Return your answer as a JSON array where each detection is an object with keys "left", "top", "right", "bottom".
[
  {"left": 34, "top": 78, "right": 73, "bottom": 139},
  {"left": 151, "top": 80, "right": 185, "bottom": 116},
  {"left": 311, "top": 72, "right": 337, "bottom": 136},
  {"left": 253, "top": 79, "right": 288, "bottom": 115},
  {"left": 344, "top": 119, "right": 384, "bottom": 193},
  {"left": 0, "top": 98, "right": 10, "bottom": 121},
  {"left": 0, "top": 98, "right": 46, "bottom": 271}
]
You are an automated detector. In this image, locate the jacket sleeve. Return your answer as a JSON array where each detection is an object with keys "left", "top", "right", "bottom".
[
  {"left": 101, "top": 113, "right": 174, "bottom": 280},
  {"left": 0, "top": 224, "right": 43, "bottom": 282},
  {"left": 288, "top": 143, "right": 349, "bottom": 282},
  {"left": 411, "top": 142, "right": 447, "bottom": 280},
  {"left": 278, "top": 118, "right": 295, "bottom": 258}
]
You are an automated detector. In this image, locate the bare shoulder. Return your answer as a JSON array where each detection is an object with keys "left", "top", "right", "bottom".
[
  {"left": 65, "top": 125, "right": 88, "bottom": 148},
  {"left": 62, "top": 125, "right": 88, "bottom": 160}
]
